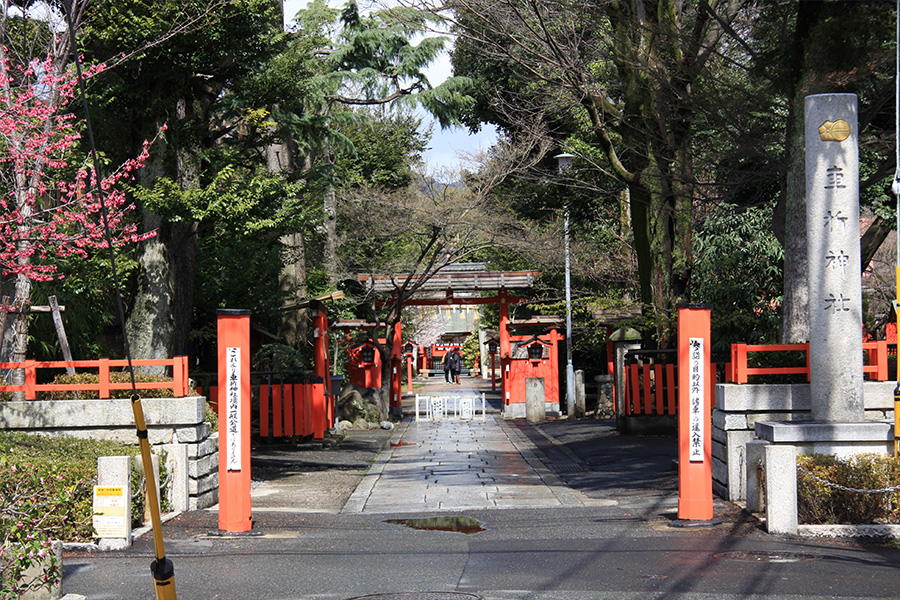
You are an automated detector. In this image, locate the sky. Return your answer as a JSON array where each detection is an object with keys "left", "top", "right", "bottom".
[{"left": 282, "top": 0, "right": 497, "bottom": 173}]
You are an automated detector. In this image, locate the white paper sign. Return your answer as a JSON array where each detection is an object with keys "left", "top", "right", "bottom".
[
  {"left": 92, "top": 486, "right": 128, "bottom": 538},
  {"left": 226, "top": 346, "right": 242, "bottom": 471},
  {"left": 459, "top": 397, "right": 474, "bottom": 420},
  {"left": 688, "top": 337, "right": 705, "bottom": 463}
]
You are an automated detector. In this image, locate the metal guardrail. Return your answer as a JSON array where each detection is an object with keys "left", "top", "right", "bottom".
[{"left": 414, "top": 393, "right": 487, "bottom": 423}]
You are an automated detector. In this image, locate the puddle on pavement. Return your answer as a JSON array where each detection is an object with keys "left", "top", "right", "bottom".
[
  {"left": 386, "top": 516, "right": 485, "bottom": 534},
  {"left": 713, "top": 551, "right": 820, "bottom": 563},
  {"left": 348, "top": 594, "right": 481, "bottom": 600}
]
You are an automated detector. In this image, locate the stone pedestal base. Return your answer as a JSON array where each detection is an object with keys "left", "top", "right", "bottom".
[
  {"left": 501, "top": 402, "right": 561, "bottom": 420},
  {"left": 754, "top": 421, "right": 893, "bottom": 456}
]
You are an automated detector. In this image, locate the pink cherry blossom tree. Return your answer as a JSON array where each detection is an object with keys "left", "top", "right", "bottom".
[{"left": 0, "top": 2, "right": 152, "bottom": 369}]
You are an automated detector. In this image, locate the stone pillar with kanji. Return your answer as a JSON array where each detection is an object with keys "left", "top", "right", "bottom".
[{"left": 805, "top": 93, "right": 864, "bottom": 423}]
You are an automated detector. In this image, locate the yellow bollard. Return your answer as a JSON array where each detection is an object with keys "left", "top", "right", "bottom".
[{"left": 131, "top": 394, "right": 178, "bottom": 600}]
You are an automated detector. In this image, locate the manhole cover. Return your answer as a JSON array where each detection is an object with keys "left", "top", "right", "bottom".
[
  {"left": 347, "top": 594, "right": 482, "bottom": 600},
  {"left": 713, "top": 551, "right": 820, "bottom": 563}
]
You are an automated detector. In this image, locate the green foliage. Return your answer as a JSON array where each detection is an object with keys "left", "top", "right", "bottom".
[
  {"left": 334, "top": 110, "right": 428, "bottom": 190},
  {"left": 192, "top": 225, "right": 290, "bottom": 355},
  {"left": 26, "top": 252, "right": 138, "bottom": 362},
  {"left": 252, "top": 344, "right": 309, "bottom": 382},
  {"left": 797, "top": 453, "right": 900, "bottom": 525},
  {"left": 692, "top": 202, "right": 783, "bottom": 350},
  {"left": 132, "top": 169, "right": 311, "bottom": 234},
  {"left": 0, "top": 432, "right": 151, "bottom": 597},
  {"left": 460, "top": 334, "right": 480, "bottom": 370},
  {"left": 286, "top": 0, "right": 472, "bottom": 146},
  {"left": 34, "top": 373, "right": 178, "bottom": 401},
  {"left": 205, "top": 400, "right": 219, "bottom": 433},
  {"left": 0, "top": 465, "right": 68, "bottom": 598}
]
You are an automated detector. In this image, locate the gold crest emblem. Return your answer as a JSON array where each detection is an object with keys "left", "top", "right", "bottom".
[{"left": 818, "top": 120, "right": 851, "bottom": 142}]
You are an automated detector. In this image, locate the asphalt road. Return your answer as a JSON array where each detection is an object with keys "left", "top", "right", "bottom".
[
  {"left": 61, "top": 379, "right": 900, "bottom": 600},
  {"left": 63, "top": 506, "right": 900, "bottom": 600}
]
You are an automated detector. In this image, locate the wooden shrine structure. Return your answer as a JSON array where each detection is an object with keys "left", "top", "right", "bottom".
[{"left": 355, "top": 269, "right": 562, "bottom": 417}]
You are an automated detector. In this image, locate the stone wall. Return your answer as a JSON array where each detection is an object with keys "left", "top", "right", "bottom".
[
  {"left": 0, "top": 396, "right": 218, "bottom": 510},
  {"left": 712, "top": 382, "right": 895, "bottom": 501}
]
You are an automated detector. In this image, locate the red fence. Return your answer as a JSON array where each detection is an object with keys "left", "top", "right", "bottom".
[
  {"left": 619, "top": 339, "right": 889, "bottom": 417},
  {"left": 0, "top": 357, "right": 190, "bottom": 400},
  {"left": 203, "top": 382, "right": 331, "bottom": 440},
  {"left": 623, "top": 362, "right": 723, "bottom": 416},
  {"left": 729, "top": 341, "right": 888, "bottom": 384}
]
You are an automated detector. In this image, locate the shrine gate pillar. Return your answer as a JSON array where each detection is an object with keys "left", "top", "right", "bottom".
[
  {"left": 499, "top": 290, "right": 511, "bottom": 404},
  {"left": 391, "top": 321, "right": 402, "bottom": 415},
  {"left": 311, "top": 301, "right": 332, "bottom": 426}
]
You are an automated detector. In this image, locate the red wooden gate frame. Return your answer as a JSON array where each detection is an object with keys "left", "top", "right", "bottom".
[{"left": 375, "top": 289, "right": 527, "bottom": 403}]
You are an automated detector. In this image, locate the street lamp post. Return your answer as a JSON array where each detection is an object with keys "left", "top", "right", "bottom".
[{"left": 555, "top": 152, "right": 576, "bottom": 418}]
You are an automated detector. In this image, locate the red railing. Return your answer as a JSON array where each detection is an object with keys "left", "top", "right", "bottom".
[
  {"left": 0, "top": 357, "right": 190, "bottom": 400},
  {"left": 201, "top": 382, "right": 331, "bottom": 440},
  {"left": 623, "top": 362, "right": 723, "bottom": 416},
  {"left": 729, "top": 341, "right": 888, "bottom": 384},
  {"left": 258, "top": 382, "right": 328, "bottom": 439}
]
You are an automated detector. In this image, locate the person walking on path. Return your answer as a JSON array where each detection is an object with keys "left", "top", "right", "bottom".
[
  {"left": 443, "top": 350, "right": 452, "bottom": 383},
  {"left": 448, "top": 348, "right": 462, "bottom": 384}
]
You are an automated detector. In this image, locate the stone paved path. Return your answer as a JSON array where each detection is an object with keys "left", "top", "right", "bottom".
[{"left": 343, "top": 401, "right": 583, "bottom": 513}]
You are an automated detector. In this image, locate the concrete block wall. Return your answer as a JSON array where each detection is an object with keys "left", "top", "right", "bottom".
[
  {"left": 712, "top": 382, "right": 895, "bottom": 501},
  {"left": 0, "top": 396, "right": 218, "bottom": 510}
]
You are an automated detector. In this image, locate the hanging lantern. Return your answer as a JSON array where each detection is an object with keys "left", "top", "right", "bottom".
[{"left": 361, "top": 347, "right": 376, "bottom": 363}]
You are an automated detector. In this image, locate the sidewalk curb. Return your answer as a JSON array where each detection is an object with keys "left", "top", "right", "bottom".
[
  {"left": 496, "top": 418, "right": 583, "bottom": 507},
  {"left": 341, "top": 418, "right": 413, "bottom": 513}
]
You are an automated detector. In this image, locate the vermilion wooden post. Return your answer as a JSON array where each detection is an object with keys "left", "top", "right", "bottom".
[
  {"left": 283, "top": 384, "right": 294, "bottom": 437},
  {"left": 302, "top": 383, "right": 313, "bottom": 437},
  {"left": 390, "top": 321, "right": 402, "bottom": 413},
  {"left": 293, "top": 384, "right": 304, "bottom": 436},
  {"left": 406, "top": 351, "right": 413, "bottom": 394},
  {"left": 259, "top": 385, "right": 269, "bottom": 439},
  {"left": 877, "top": 340, "right": 888, "bottom": 381},
  {"left": 217, "top": 309, "right": 252, "bottom": 533},
  {"left": 98, "top": 358, "right": 110, "bottom": 399},
  {"left": 499, "top": 290, "right": 510, "bottom": 404},
  {"left": 22, "top": 360, "right": 36, "bottom": 400},
  {"left": 173, "top": 356, "right": 186, "bottom": 396},
  {"left": 676, "top": 303, "right": 714, "bottom": 522},
  {"left": 272, "top": 386, "right": 283, "bottom": 437},
  {"left": 311, "top": 301, "right": 330, "bottom": 396},
  {"left": 311, "top": 381, "right": 326, "bottom": 438}
]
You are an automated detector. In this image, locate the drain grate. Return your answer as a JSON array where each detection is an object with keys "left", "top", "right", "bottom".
[
  {"left": 347, "top": 594, "right": 482, "bottom": 600},
  {"left": 552, "top": 464, "right": 586, "bottom": 473}
]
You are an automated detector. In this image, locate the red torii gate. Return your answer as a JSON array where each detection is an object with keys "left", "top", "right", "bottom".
[{"left": 358, "top": 269, "right": 540, "bottom": 411}]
